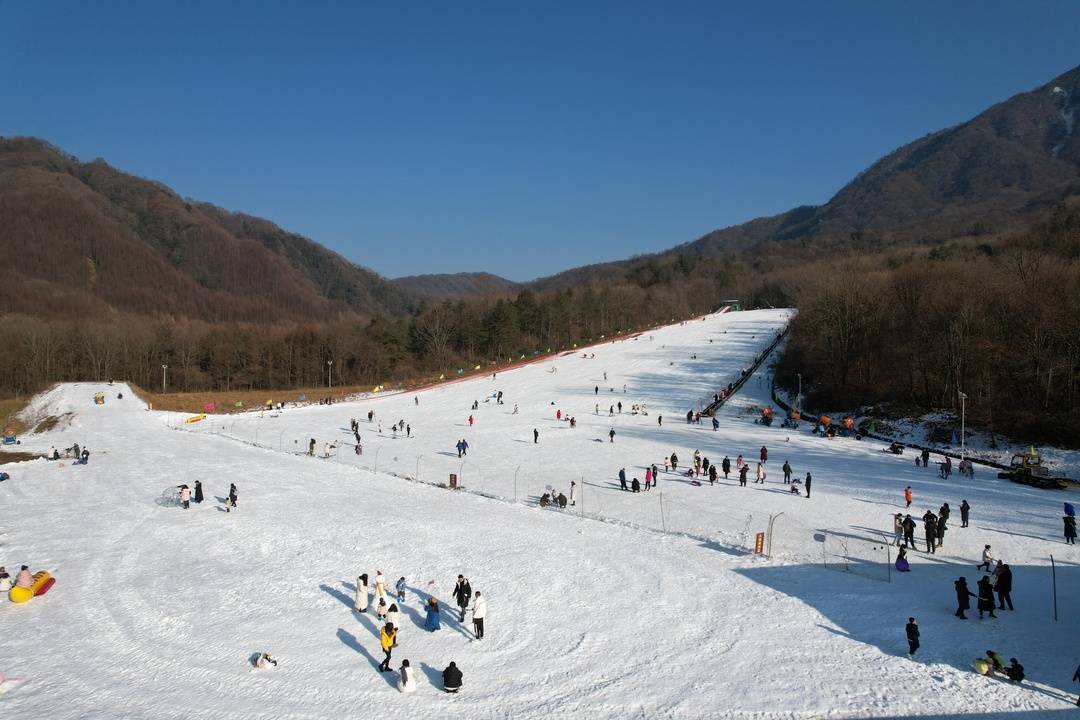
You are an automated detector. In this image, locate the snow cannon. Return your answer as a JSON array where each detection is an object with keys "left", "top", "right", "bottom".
[{"left": 9, "top": 571, "right": 56, "bottom": 604}]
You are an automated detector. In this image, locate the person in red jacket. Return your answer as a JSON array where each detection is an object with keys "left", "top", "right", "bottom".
[{"left": 904, "top": 486, "right": 913, "bottom": 508}]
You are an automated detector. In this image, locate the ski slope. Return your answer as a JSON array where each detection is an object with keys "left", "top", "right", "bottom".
[{"left": 1, "top": 309, "right": 1077, "bottom": 719}]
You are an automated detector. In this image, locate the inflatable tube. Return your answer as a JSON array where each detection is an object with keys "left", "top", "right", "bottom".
[
  {"left": 185, "top": 414, "right": 206, "bottom": 424},
  {"left": 972, "top": 658, "right": 990, "bottom": 675},
  {"left": 8, "top": 571, "right": 54, "bottom": 604}
]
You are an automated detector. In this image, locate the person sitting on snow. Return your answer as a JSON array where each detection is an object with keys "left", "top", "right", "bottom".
[
  {"left": 398, "top": 659, "right": 417, "bottom": 693},
  {"left": 789, "top": 479, "right": 802, "bottom": 495},
  {"left": 15, "top": 565, "right": 33, "bottom": 588},
  {"left": 557, "top": 493, "right": 568, "bottom": 508},
  {"left": 443, "top": 661, "right": 463, "bottom": 693},
  {"left": 1005, "top": 658, "right": 1024, "bottom": 684},
  {"left": 539, "top": 493, "right": 551, "bottom": 507},
  {"left": 985, "top": 650, "right": 1006, "bottom": 675},
  {"left": 0, "top": 566, "right": 11, "bottom": 593},
  {"left": 253, "top": 652, "right": 278, "bottom": 669}
]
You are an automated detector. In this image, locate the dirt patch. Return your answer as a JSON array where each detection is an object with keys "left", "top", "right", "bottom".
[
  {"left": 0, "top": 451, "right": 40, "bottom": 465},
  {"left": 0, "top": 396, "right": 32, "bottom": 436},
  {"left": 33, "top": 413, "right": 72, "bottom": 434}
]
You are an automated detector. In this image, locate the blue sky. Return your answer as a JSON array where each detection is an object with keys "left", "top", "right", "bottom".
[{"left": 2, "top": 1, "right": 1078, "bottom": 281}]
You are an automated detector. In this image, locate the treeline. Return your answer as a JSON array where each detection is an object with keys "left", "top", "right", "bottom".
[
  {"left": 0, "top": 254, "right": 770, "bottom": 399},
  {"left": 774, "top": 205, "right": 1080, "bottom": 445}
]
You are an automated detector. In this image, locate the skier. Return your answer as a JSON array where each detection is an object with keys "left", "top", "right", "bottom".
[
  {"left": 453, "top": 575, "right": 472, "bottom": 622},
  {"left": 996, "top": 564, "right": 1013, "bottom": 610},
  {"left": 760, "top": 446, "right": 768, "bottom": 463},
  {"left": 904, "top": 486, "right": 913, "bottom": 508},
  {"left": 954, "top": 577, "right": 975, "bottom": 619},
  {"left": 893, "top": 514, "right": 904, "bottom": 546},
  {"left": 619, "top": 468, "right": 627, "bottom": 491},
  {"left": 425, "top": 597, "right": 442, "bottom": 631},
  {"left": 902, "top": 515, "right": 916, "bottom": 548},
  {"left": 227, "top": 483, "right": 237, "bottom": 513},
  {"left": 194, "top": 480, "right": 204, "bottom": 504},
  {"left": 179, "top": 485, "right": 191, "bottom": 509},
  {"left": 738, "top": 465, "right": 748, "bottom": 487},
  {"left": 976, "top": 576, "right": 997, "bottom": 619},
  {"left": 722, "top": 456, "right": 731, "bottom": 479},
  {"left": 960, "top": 500, "right": 971, "bottom": 528},
  {"left": 443, "top": 661, "right": 463, "bottom": 693},
  {"left": 1065, "top": 514, "right": 1077, "bottom": 544},
  {"left": 905, "top": 617, "right": 919, "bottom": 657},
  {"left": 471, "top": 591, "right": 487, "bottom": 640},
  {"left": 976, "top": 545, "right": 993, "bottom": 572},
  {"left": 804, "top": 472, "right": 812, "bottom": 498},
  {"left": 533, "top": 429, "right": 539, "bottom": 444},
  {"left": 378, "top": 623, "right": 397, "bottom": 672},
  {"left": 396, "top": 577, "right": 407, "bottom": 603},
  {"left": 782, "top": 461, "right": 792, "bottom": 484},
  {"left": 355, "top": 573, "right": 369, "bottom": 612}
]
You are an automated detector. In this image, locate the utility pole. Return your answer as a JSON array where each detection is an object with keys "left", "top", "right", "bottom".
[
  {"left": 958, "top": 391, "right": 967, "bottom": 462},
  {"left": 327, "top": 360, "right": 333, "bottom": 390},
  {"left": 796, "top": 373, "right": 802, "bottom": 409},
  {"left": 162, "top": 364, "right": 168, "bottom": 394}
]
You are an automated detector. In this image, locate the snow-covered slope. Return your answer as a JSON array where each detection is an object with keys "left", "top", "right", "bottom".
[{"left": 1, "top": 309, "right": 1077, "bottom": 718}]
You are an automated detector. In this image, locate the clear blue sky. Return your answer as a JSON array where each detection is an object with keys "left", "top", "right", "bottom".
[{"left": 2, "top": 1, "right": 1078, "bottom": 281}]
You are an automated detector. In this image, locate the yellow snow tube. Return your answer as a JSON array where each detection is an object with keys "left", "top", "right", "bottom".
[
  {"left": 9, "top": 585, "right": 32, "bottom": 603},
  {"left": 185, "top": 414, "right": 205, "bottom": 424},
  {"left": 972, "top": 658, "right": 990, "bottom": 675}
]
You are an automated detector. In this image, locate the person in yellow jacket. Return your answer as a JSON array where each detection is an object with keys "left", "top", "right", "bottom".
[{"left": 378, "top": 623, "right": 397, "bottom": 673}]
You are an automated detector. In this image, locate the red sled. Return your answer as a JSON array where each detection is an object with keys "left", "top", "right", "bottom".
[{"left": 34, "top": 577, "right": 56, "bottom": 597}]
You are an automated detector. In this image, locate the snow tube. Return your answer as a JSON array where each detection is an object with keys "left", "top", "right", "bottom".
[
  {"left": 8, "top": 571, "right": 54, "bottom": 603},
  {"left": 972, "top": 658, "right": 990, "bottom": 675},
  {"left": 185, "top": 414, "right": 205, "bottom": 424}
]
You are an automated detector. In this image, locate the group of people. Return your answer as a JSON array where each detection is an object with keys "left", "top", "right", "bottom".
[
  {"left": 46, "top": 444, "right": 90, "bottom": 464},
  {"left": 176, "top": 481, "right": 236, "bottom": 511},
  {"left": 0, "top": 565, "right": 33, "bottom": 594},
  {"left": 349, "top": 571, "right": 485, "bottom": 693}
]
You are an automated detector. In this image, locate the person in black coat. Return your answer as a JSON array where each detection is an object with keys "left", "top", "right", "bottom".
[
  {"left": 721, "top": 456, "right": 731, "bottom": 479},
  {"left": 738, "top": 465, "right": 749, "bottom": 487},
  {"left": 905, "top": 617, "right": 919, "bottom": 657},
  {"left": 708, "top": 464, "right": 717, "bottom": 485},
  {"left": 954, "top": 577, "right": 975, "bottom": 619},
  {"left": 922, "top": 512, "right": 937, "bottom": 554},
  {"left": 452, "top": 575, "right": 472, "bottom": 622},
  {"left": 996, "top": 564, "right": 1013, "bottom": 610},
  {"left": 804, "top": 472, "right": 812, "bottom": 498},
  {"left": 631, "top": 478, "right": 640, "bottom": 493},
  {"left": 902, "top": 515, "right": 916, "bottom": 548},
  {"left": 193, "top": 480, "right": 204, "bottom": 504},
  {"left": 227, "top": 483, "right": 238, "bottom": 512},
  {"left": 960, "top": 500, "right": 970, "bottom": 528},
  {"left": 936, "top": 516, "right": 947, "bottom": 549},
  {"left": 442, "top": 661, "right": 463, "bottom": 693},
  {"left": 976, "top": 576, "right": 997, "bottom": 619},
  {"left": 1005, "top": 658, "right": 1024, "bottom": 684},
  {"left": 618, "top": 468, "right": 628, "bottom": 491}
]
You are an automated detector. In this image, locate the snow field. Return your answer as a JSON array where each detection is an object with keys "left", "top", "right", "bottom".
[{"left": 0, "top": 309, "right": 1077, "bottom": 718}]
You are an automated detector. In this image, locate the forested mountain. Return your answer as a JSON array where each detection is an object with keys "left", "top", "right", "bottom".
[
  {"left": 392, "top": 272, "right": 520, "bottom": 299},
  {"left": 0, "top": 137, "right": 413, "bottom": 323}
]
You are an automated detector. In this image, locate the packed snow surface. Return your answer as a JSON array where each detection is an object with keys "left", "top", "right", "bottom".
[{"left": 1, "top": 309, "right": 1077, "bottom": 719}]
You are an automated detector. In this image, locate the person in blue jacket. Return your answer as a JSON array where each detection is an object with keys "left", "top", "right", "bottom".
[{"left": 425, "top": 597, "right": 442, "bottom": 631}]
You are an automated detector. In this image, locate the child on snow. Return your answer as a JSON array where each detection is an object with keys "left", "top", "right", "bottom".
[
  {"left": 253, "top": 652, "right": 278, "bottom": 669},
  {"left": 396, "top": 577, "right": 406, "bottom": 603},
  {"left": 376, "top": 598, "right": 389, "bottom": 622}
]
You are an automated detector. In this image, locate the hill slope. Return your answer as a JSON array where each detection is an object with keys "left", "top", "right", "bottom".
[
  {"left": 392, "top": 271, "right": 521, "bottom": 300},
  {"left": 0, "top": 137, "right": 413, "bottom": 322}
]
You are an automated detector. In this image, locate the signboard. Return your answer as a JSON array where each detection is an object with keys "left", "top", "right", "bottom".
[
  {"left": 754, "top": 532, "right": 765, "bottom": 555},
  {"left": 449, "top": 473, "right": 458, "bottom": 489}
]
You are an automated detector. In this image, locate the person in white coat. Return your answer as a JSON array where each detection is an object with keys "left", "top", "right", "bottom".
[
  {"left": 397, "top": 659, "right": 417, "bottom": 693},
  {"left": 387, "top": 603, "right": 402, "bottom": 636},
  {"left": 375, "top": 570, "right": 388, "bottom": 602},
  {"left": 0, "top": 566, "right": 11, "bottom": 593},
  {"left": 755, "top": 463, "right": 765, "bottom": 484},
  {"left": 471, "top": 591, "right": 487, "bottom": 640},
  {"left": 355, "top": 573, "right": 369, "bottom": 612}
]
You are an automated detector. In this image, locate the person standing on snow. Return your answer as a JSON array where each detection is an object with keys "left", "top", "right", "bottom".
[
  {"left": 1065, "top": 514, "right": 1077, "bottom": 544},
  {"left": 722, "top": 456, "right": 731, "bottom": 479},
  {"left": 355, "top": 574, "right": 369, "bottom": 612},
  {"left": 708, "top": 464, "right": 717, "bottom": 486},
  {"left": 658, "top": 415, "right": 662, "bottom": 426},
  {"left": 378, "top": 623, "right": 397, "bottom": 672},
  {"left": 922, "top": 511, "right": 937, "bottom": 554},
  {"left": 396, "top": 577, "right": 407, "bottom": 603},
  {"left": 472, "top": 591, "right": 487, "bottom": 640},
  {"left": 608, "top": 428, "right": 616, "bottom": 443},
  {"left": 193, "top": 480, "right": 204, "bottom": 504},
  {"left": 308, "top": 438, "right": 316, "bottom": 456},
  {"left": 904, "top": 486, "right": 913, "bottom": 508},
  {"left": 645, "top": 466, "right": 653, "bottom": 489},
  {"left": 179, "top": 485, "right": 192, "bottom": 509},
  {"left": 960, "top": 500, "right": 971, "bottom": 528},
  {"left": 738, "top": 465, "right": 748, "bottom": 487},
  {"left": 893, "top": 514, "right": 904, "bottom": 546},
  {"left": 226, "top": 483, "right": 237, "bottom": 513},
  {"left": 387, "top": 603, "right": 402, "bottom": 634},
  {"left": 468, "top": 415, "right": 474, "bottom": 427},
  {"left": 936, "top": 514, "right": 947, "bottom": 549},
  {"left": 804, "top": 472, "right": 812, "bottom": 498},
  {"left": 425, "top": 597, "right": 442, "bottom": 631},
  {"left": 453, "top": 575, "right": 472, "bottom": 622},
  {"left": 670, "top": 453, "right": 679, "bottom": 471},
  {"left": 755, "top": 462, "right": 765, "bottom": 484},
  {"left": 782, "top": 461, "right": 792, "bottom": 483},
  {"left": 760, "top": 446, "right": 768, "bottom": 463},
  {"left": 619, "top": 468, "right": 628, "bottom": 491},
  {"left": 569, "top": 481, "right": 577, "bottom": 506},
  {"left": 996, "top": 564, "right": 1013, "bottom": 611},
  {"left": 533, "top": 429, "right": 539, "bottom": 444},
  {"left": 954, "top": 577, "right": 975, "bottom": 619},
  {"left": 905, "top": 617, "right": 919, "bottom": 657},
  {"left": 901, "top": 514, "right": 916, "bottom": 547},
  {"left": 976, "top": 576, "right": 997, "bottom": 619},
  {"left": 976, "top": 545, "right": 993, "bottom": 572}
]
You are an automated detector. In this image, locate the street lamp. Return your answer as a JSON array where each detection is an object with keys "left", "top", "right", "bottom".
[
  {"left": 958, "top": 391, "right": 967, "bottom": 462},
  {"left": 327, "top": 360, "right": 333, "bottom": 390},
  {"left": 162, "top": 365, "right": 168, "bottom": 394},
  {"left": 796, "top": 373, "right": 802, "bottom": 409}
]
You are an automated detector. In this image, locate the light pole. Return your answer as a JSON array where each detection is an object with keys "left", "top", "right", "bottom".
[
  {"left": 796, "top": 373, "right": 802, "bottom": 409},
  {"left": 327, "top": 360, "right": 333, "bottom": 390},
  {"left": 162, "top": 365, "right": 168, "bottom": 394},
  {"left": 958, "top": 391, "right": 967, "bottom": 462}
]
